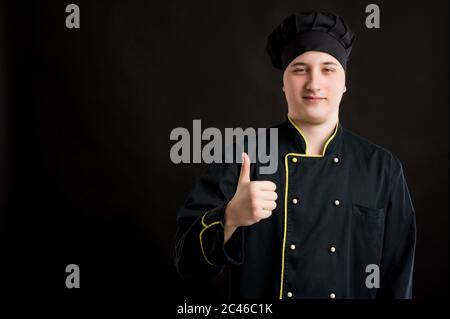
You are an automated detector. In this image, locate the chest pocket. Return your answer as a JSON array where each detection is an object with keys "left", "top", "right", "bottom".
[
  {"left": 352, "top": 203, "right": 386, "bottom": 224},
  {"left": 351, "top": 202, "right": 386, "bottom": 253}
]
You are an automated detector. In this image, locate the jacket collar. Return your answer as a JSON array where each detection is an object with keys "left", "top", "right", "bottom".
[{"left": 282, "top": 116, "right": 343, "bottom": 156}]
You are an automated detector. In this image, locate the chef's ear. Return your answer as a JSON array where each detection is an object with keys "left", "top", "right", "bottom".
[
  {"left": 282, "top": 86, "right": 285, "bottom": 92},
  {"left": 343, "top": 86, "right": 347, "bottom": 93}
]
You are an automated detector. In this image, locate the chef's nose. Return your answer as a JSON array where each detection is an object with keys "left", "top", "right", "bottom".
[{"left": 305, "top": 70, "right": 322, "bottom": 92}]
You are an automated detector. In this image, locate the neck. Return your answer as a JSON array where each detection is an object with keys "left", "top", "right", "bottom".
[{"left": 288, "top": 116, "right": 339, "bottom": 155}]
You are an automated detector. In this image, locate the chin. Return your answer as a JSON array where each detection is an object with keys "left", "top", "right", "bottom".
[
  {"left": 289, "top": 102, "right": 333, "bottom": 121},
  {"left": 300, "top": 109, "right": 329, "bottom": 123},
  {"left": 305, "top": 117, "right": 328, "bottom": 125}
]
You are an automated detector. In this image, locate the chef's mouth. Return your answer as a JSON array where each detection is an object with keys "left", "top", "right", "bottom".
[{"left": 303, "top": 96, "right": 326, "bottom": 100}]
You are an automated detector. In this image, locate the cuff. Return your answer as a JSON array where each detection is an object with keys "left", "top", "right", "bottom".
[{"left": 199, "top": 203, "right": 245, "bottom": 266}]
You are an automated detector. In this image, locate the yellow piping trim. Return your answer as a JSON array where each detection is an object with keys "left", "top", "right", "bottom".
[
  {"left": 201, "top": 211, "right": 209, "bottom": 228},
  {"left": 287, "top": 116, "right": 339, "bottom": 157},
  {"left": 279, "top": 154, "right": 289, "bottom": 299},
  {"left": 199, "top": 211, "right": 223, "bottom": 267},
  {"left": 278, "top": 120, "right": 339, "bottom": 299}
]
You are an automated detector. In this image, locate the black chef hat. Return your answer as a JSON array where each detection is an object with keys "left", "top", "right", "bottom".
[{"left": 267, "top": 12, "right": 355, "bottom": 72}]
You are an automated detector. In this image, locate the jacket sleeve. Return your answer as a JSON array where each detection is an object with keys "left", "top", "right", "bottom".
[
  {"left": 174, "top": 162, "right": 246, "bottom": 279},
  {"left": 378, "top": 156, "right": 416, "bottom": 298}
]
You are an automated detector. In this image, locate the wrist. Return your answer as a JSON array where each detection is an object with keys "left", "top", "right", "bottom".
[{"left": 224, "top": 202, "right": 238, "bottom": 229}]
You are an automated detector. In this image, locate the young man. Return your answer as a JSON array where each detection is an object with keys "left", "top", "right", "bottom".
[{"left": 174, "top": 12, "right": 416, "bottom": 299}]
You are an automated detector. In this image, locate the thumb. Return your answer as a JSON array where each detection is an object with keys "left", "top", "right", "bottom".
[{"left": 238, "top": 152, "right": 251, "bottom": 184}]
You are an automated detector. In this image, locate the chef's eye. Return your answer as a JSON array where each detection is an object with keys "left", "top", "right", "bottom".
[
  {"left": 323, "top": 68, "right": 336, "bottom": 73},
  {"left": 293, "top": 68, "right": 306, "bottom": 74}
]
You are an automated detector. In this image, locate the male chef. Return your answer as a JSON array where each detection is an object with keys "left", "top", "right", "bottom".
[{"left": 174, "top": 11, "right": 416, "bottom": 299}]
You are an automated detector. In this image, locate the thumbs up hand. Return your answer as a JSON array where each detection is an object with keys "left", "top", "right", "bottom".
[{"left": 224, "top": 153, "right": 278, "bottom": 243}]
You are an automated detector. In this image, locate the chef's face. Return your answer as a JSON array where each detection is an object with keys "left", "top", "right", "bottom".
[{"left": 283, "top": 51, "right": 346, "bottom": 124}]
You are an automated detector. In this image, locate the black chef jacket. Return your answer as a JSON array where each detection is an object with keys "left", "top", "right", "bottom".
[{"left": 174, "top": 117, "right": 416, "bottom": 299}]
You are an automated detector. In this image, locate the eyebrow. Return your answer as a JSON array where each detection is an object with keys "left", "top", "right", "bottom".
[{"left": 290, "top": 61, "right": 338, "bottom": 67}]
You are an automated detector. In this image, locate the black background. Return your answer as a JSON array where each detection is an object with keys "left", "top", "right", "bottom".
[{"left": 0, "top": 0, "right": 448, "bottom": 308}]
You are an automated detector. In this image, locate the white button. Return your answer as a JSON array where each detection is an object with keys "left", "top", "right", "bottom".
[
  {"left": 330, "top": 293, "right": 336, "bottom": 299},
  {"left": 290, "top": 244, "right": 296, "bottom": 251},
  {"left": 292, "top": 198, "right": 298, "bottom": 205},
  {"left": 287, "top": 292, "right": 293, "bottom": 298},
  {"left": 334, "top": 199, "right": 340, "bottom": 206},
  {"left": 330, "top": 246, "right": 336, "bottom": 253},
  {"left": 333, "top": 157, "right": 339, "bottom": 163},
  {"left": 291, "top": 157, "right": 298, "bottom": 163}
]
